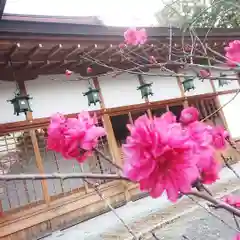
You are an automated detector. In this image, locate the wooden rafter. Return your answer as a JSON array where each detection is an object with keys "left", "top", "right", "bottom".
[
  {"left": 47, "top": 44, "right": 62, "bottom": 59},
  {"left": 0, "top": 0, "right": 6, "bottom": 20},
  {"left": 6, "top": 43, "right": 20, "bottom": 59},
  {"left": 64, "top": 44, "right": 81, "bottom": 59},
  {"left": 26, "top": 44, "right": 43, "bottom": 59}
]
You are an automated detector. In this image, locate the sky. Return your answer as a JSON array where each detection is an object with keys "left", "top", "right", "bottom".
[{"left": 4, "top": 0, "right": 164, "bottom": 26}]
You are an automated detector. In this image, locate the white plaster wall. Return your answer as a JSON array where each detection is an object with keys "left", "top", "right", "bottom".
[
  {"left": 218, "top": 93, "right": 240, "bottom": 139},
  {"left": 211, "top": 69, "right": 239, "bottom": 92},
  {"left": 179, "top": 69, "right": 213, "bottom": 96},
  {"left": 143, "top": 69, "right": 182, "bottom": 102},
  {"left": 25, "top": 74, "right": 100, "bottom": 119},
  {"left": 0, "top": 81, "right": 26, "bottom": 123},
  {"left": 98, "top": 73, "right": 145, "bottom": 108}
]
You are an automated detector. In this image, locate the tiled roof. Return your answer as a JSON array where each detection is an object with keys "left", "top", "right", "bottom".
[{"left": 2, "top": 13, "right": 104, "bottom": 25}]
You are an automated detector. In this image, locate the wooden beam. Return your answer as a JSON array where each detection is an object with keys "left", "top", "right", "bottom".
[
  {"left": 23, "top": 60, "right": 33, "bottom": 70},
  {"left": 64, "top": 44, "right": 81, "bottom": 59},
  {"left": 0, "top": 0, "right": 6, "bottom": 20},
  {"left": 26, "top": 44, "right": 43, "bottom": 59},
  {"left": 7, "top": 43, "right": 20, "bottom": 58},
  {"left": 39, "top": 60, "right": 50, "bottom": 69},
  {"left": 47, "top": 44, "right": 62, "bottom": 59},
  {"left": 176, "top": 71, "right": 188, "bottom": 107},
  {"left": 1, "top": 89, "right": 239, "bottom": 136}
]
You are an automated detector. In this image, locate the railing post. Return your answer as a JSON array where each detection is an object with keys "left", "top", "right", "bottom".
[
  {"left": 30, "top": 129, "right": 51, "bottom": 204},
  {"left": 19, "top": 80, "right": 50, "bottom": 204}
]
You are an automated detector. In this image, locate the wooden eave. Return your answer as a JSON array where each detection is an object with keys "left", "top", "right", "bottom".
[
  {"left": 0, "top": 20, "right": 240, "bottom": 81},
  {"left": 0, "top": 0, "right": 6, "bottom": 19}
]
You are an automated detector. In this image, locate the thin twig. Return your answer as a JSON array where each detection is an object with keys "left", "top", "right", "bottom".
[
  {"left": 187, "top": 191, "right": 240, "bottom": 218},
  {"left": 182, "top": 235, "right": 191, "bottom": 240},
  {"left": 85, "top": 179, "right": 139, "bottom": 240},
  {"left": 187, "top": 195, "right": 240, "bottom": 232},
  {"left": 233, "top": 213, "right": 240, "bottom": 230},
  {"left": 151, "top": 231, "right": 160, "bottom": 240},
  {"left": 0, "top": 173, "right": 129, "bottom": 181},
  {"left": 201, "top": 89, "right": 240, "bottom": 122},
  {"left": 221, "top": 154, "right": 240, "bottom": 179},
  {"left": 94, "top": 148, "right": 122, "bottom": 171}
]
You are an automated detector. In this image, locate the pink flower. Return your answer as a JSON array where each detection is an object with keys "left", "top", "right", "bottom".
[
  {"left": 65, "top": 69, "right": 73, "bottom": 76},
  {"left": 136, "top": 28, "right": 147, "bottom": 45},
  {"left": 47, "top": 112, "right": 105, "bottom": 163},
  {"left": 183, "top": 120, "right": 223, "bottom": 185},
  {"left": 47, "top": 113, "right": 67, "bottom": 153},
  {"left": 87, "top": 67, "right": 93, "bottom": 74},
  {"left": 200, "top": 158, "right": 220, "bottom": 184},
  {"left": 123, "top": 114, "right": 199, "bottom": 202},
  {"left": 210, "top": 126, "right": 229, "bottom": 149},
  {"left": 124, "top": 28, "right": 138, "bottom": 45},
  {"left": 199, "top": 69, "right": 210, "bottom": 79},
  {"left": 124, "top": 28, "right": 147, "bottom": 45},
  {"left": 225, "top": 40, "right": 240, "bottom": 66},
  {"left": 180, "top": 107, "right": 199, "bottom": 125},
  {"left": 119, "top": 43, "right": 125, "bottom": 49},
  {"left": 222, "top": 195, "right": 240, "bottom": 208},
  {"left": 234, "top": 234, "right": 240, "bottom": 240}
]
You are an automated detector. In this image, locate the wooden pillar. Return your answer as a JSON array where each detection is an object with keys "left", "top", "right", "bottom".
[
  {"left": 93, "top": 78, "right": 131, "bottom": 201},
  {"left": 176, "top": 71, "right": 188, "bottom": 107},
  {"left": 18, "top": 80, "right": 50, "bottom": 204},
  {"left": 138, "top": 74, "right": 153, "bottom": 118},
  {"left": 93, "top": 78, "right": 121, "bottom": 165},
  {"left": 209, "top": 77, "right": 230, "bottom": 132}
]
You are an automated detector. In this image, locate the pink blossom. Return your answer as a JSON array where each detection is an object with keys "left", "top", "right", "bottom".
[
  {"left": 136, "top": 28, "right": 147, "bottom": 45},
  {"left": 119, "top": 43, "right": 126, "bottom": 49},
  {"left": 222, "top": 195, "right": 240, "bottom": 208},
  {"left": 87, "top": 67, "right": 93, "bottom": 74},
  {"left": 210, "top": 126, "right": 229, "bottom": 149},
  {"left": 199, "top": 69, "right": 210, "bottom": 79},
  {"left": 65, "top": 69, "right": 73, "bottom": 76},
  {"left": 47, "top": 112, "right": 105, "bottom": 163},
  {"left": 124, "top": 28, "right": 138, "bottom": 45},
  {"left": 185, "top": 120, "right": 223, "bottom": 184},
  {"left": 124, "top": 28, "right": 147, "bottom": 45},
  {"left": 234, "top": 234, "right": 240, "bottom": 240},
  {"left": 225, "top": 40, "right": 240, "bottom": 66},
  {"left": 180, "top": 107, "right": 199, "bottom": 125},
  {"left": 123, "top": 114, "right": 199, "bottom": 202},
  {"left": 200, "top": 158, "right": 220, "bottom": 184}
]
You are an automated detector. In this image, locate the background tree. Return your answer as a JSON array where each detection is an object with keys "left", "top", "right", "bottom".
[{"left": 156, "top": 0, "right": 240, "bottom": 28}]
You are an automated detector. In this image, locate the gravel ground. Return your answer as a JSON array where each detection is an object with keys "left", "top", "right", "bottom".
[{"left": 149, "top": 190, "right": 240, "bottom": 240}]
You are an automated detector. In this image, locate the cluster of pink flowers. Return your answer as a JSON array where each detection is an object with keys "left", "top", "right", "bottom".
[
  {"left": 225, "top": 40, "right": 240, "bottom": 67},
  {"left": 222, "top": 194, "right": 240, "bottom": 208},
  {"left": 123, "top": 107, "right": 229, "bottom": 202},
  {"left": 47, "top": 112, "right": 105, "bottom": 162},
  {"left": 235, "top": 234, "right": 240, "bottom": 240},
  {"left": 124, "top": 28, "right": 147, "bottom": 45}
]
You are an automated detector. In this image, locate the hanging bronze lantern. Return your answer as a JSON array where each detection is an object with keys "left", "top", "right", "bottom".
[
  {"left": 137, "top": 82, "right": 153, "bottom": 98},
  {"left": 182, "top": 77, "right": 195, "bottom": 92},
  {"left": 218, "top": 73, "right": 230, "bottom": 87},
  {"left": 7, "top": 92, "right": 32, "bottom": 116},
  {"left": 83, "top": 87, "right": 100, "bottom": 106}
]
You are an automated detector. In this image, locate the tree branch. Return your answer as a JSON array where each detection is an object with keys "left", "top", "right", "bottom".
[
  {"left": 94, "top": 148, "right": 123, "bottom": 171},
  {"left": 0, "top": 173, "right": 129, "bottom": 181},
  {"left": 187, "top": 190, "right": 240, "bottom": 217}
]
